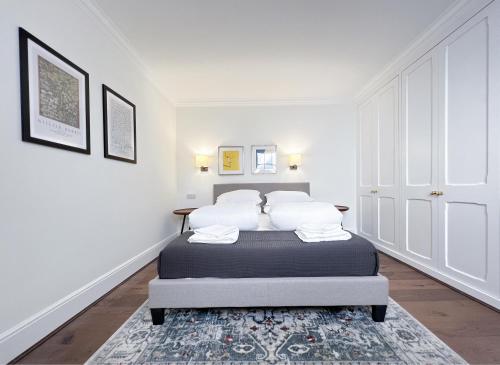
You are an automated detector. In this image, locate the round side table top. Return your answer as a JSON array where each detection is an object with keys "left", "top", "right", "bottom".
[
  {"left": 173, "top": 208, "right": 197, "bottom": 216},
  {"left": 334, "top": 205, "right": 350, "bottom": 212}
]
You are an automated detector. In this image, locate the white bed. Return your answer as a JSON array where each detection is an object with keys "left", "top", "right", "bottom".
[{"left": 149, "top": 182, "right": 389, "bottom": 324}]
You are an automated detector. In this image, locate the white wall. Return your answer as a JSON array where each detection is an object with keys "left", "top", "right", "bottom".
[
  {"left": 0, "top": 1, "right": 177, "bottom": 361},
  {"left": 176, "top": 104, "right": 357, "bottom": 230}
]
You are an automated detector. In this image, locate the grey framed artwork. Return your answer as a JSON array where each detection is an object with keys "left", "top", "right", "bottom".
[
  {"left": 251, "top": 145, "right": 277, "bottom": 174},
  {"left": 19, "top": 28, "right": 90, "bottom": 154}
]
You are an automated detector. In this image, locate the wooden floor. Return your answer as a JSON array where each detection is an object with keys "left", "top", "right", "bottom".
[{"left": 14, "top": 253, "right": 500, "bottom": 365}]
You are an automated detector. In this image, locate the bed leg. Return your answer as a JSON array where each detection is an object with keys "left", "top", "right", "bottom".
[
  {"left": 371, "top": 305, "right": 387, "bottom": 322},
  {"left": 150, "top": 308, "right": 165, "bottom": 325}
]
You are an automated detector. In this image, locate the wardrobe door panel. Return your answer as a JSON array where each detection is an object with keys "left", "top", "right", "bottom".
[
  {"left": 445, "top": 19, "right": 488, "bottom": 185},
  {"left": 405, "top": 59, "right": 433, "bottom": 187},
  {"left": 437, "top": 3, "right": 500, "bottom": 295},
  {"left": 366, "top": 0, "right": 500, "bottom": 307},
  {"left": 358, "top": 97, "right": 377, "bottom": 240},
  {"left": 359, "top": 100, "right": 375, "bottom": 188},
  {"left": 406, "top": 199, "right": 433, "bottom": 259},
  {"left": 402, "top": 53, "right": 439, "bottom": 266},
  {"left": 375, "top": 77, "right": 399, "bottom": 249},
  {"left": 445, "top": 202, "right": 487, "bottom": 281},
  {"left": 360, "top": 195, "right": 374, "bottom": 237},
  {"left": 378, "top": 197, "right": 396, "bottom": 246},
  {"left": 378, "top": 82, "right": 396, "bottom": 187}
]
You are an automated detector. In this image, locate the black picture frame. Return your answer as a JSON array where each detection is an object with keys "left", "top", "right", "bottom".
[
  {"left": 19, "top": 27, "right": 91, "bottom": 154},
  {"left": 102, "top": 85, "right": 137, "bottom": 164}
]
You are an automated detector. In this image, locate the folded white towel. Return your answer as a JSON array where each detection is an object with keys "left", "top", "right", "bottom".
[
  {"left": 296, "top": 223, "right": 348, "bottom": 241},
  {"left": 194, "top": 224, "right": 239, "bottom": 238},
  {"left": 298, "top": 230, "right": 346, "bottom": 240},
  {"left": 297, "top": 223, "right": 343, "bottom": 234},
  {"left": 295, "top": 229, "right": 352, "bottom": 242},
  {"left": 188, "top": 225, "right": 239, "bottom": 244}
]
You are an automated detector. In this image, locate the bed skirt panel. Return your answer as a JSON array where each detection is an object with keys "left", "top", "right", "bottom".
[{"left": 149, "top": 275, "right": 388, "bottom": 308}]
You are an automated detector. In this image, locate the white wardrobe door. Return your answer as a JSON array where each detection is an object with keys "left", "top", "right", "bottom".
[
  {"left": 437, "top": 4, "right": 500, "bottom": 295},
  {"left": 401, "top": 52, "right": 439, "bottom": 267},
  {"left": 358, "top": 98, "right": 377, "bottom": 238},
  {"left": 375, "top": 77, "right": 399, "bottom": 249}
]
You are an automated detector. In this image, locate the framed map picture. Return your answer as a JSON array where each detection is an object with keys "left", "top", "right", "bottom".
[
  {"left": 218, "top": 146, "right": 244, "bottom": 175},
  {"left": 19, "top": 28, "right": 90, "bottom": 154},
  {"left": 102, "top": 85, "right": 137, "bottom": 164}
]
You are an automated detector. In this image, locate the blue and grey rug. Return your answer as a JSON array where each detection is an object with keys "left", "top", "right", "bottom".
[{"left": 86, "top": 298, "right": 465, "bottom": 364}]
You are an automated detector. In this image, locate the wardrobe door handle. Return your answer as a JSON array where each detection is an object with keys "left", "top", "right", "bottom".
[
  {"left": 370, "top": 190, "right": 378, "bottom": 194},
  {"left": 430, "top": 191, "right": 438, "bottom": 196}
]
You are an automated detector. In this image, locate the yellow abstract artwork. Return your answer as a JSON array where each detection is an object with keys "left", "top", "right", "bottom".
[{"left": 223, "top": 150, "right": 240, "bottom": 171}]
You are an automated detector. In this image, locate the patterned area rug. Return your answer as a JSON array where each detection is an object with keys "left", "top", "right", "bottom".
[{"left": 86, "top": 298, "right": 465, "bottom": 365}]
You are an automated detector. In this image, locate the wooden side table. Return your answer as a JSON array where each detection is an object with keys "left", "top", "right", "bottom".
[
  {"left": 335, "top": 205, "right": 350, "bottom": 212},
  {"left": 173, "top": 208, "right": 197, "bottom": 234},
  {"left": 335, "top": 205, "right": 349, "bottom": 228}
]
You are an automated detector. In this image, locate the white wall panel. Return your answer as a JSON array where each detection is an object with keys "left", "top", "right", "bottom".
[
  {"left": 176, "top": 104, "right": 358, "bottom": 230},
  {"left": 0, "top": 0, "right": 178, "bottom": 361}
]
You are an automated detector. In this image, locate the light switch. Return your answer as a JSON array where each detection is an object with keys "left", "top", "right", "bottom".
[{"left": 186, "top": 193, "right": 196, "bottom": 199}]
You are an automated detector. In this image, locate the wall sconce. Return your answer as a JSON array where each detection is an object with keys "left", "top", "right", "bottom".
[
  {"left": 195, "top": 155, "right": 209, "bottom": 172},
  {"left": 288, "top": 154, "right": 302, "bottom": 170}
]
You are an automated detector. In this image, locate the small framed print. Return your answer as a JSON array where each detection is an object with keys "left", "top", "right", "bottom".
[
  {"left": 102, "top": 85, "right": 137, "bottom": 164},
  {"left": 19, "top": 28, "right": 90, "bottom": 154},
  {"left": 218, "top": 146, "right": 244, "bottom": 175},
  {"left": 251, "top": 145, "right": 277, "bottom": 174}
]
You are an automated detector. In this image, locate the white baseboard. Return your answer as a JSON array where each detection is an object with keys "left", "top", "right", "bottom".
[
  {"left": 0, "top": 232, "right": 178, "bottom": 364},
  {"left": 372, "top": 241, "right": 500, "bottom": 310}
]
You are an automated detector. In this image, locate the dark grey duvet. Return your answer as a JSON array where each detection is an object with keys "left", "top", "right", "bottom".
[{"left": 158, "top": 231, "right": 379, "bottom": 279}]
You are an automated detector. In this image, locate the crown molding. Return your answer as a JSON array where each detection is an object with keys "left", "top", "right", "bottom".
[
  {"left": 77, "top": 1, "right": 342, "bottom": 108},
  {"left": 355, "top": 0, "right": 495, "bottom": 104},
  {"left": 175, "top": 97, "right": 350, "bottom": 108},
  {"left": 78, "top": 0, "right": 492, "bottom": 109},
  {"left": 77, "top": 0, "right": 175, "bottom": 105}
]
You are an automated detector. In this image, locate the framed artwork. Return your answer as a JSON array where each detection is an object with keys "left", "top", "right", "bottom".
[
  {"left": 251, "top": 145, "right": 277, "bottom": 174},
  {"left": 102, "top": 85, "right": 137, "bottom": 164},
  {"left": 19, "top": 28, "right": 90, "bottom": 154},
  {"left": 218, "top": 146, "right": 244, "bottom": 175}
]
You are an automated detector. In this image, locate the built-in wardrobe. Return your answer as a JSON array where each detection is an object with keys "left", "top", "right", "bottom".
[{"left": 357, "top": 0, "right": 500, "bottom": 309}]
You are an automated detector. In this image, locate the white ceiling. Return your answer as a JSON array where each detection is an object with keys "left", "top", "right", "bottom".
[{"left": 93, "top": 0, "right": 455, "bottom": 105}]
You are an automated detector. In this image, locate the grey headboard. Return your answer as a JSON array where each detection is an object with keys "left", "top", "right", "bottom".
[{"left": 213, "top": 182, "right": 310, "bottom": 206}]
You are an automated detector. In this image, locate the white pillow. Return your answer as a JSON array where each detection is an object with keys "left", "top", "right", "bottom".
[
  {"left": 268, "top": 202, "right": 342, "bottom": 230},
  {"left": 189, "top": 203, "right": 259, "bottom": 230},
  {"left": 216, "top": 189, "right": 262, "bottom": 205},
  {"left": 265, "top": 190, "right": 314, "bottom": 206}
]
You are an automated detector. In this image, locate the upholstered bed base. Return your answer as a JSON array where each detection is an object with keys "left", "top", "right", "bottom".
[{"left": 148, "top": 274, "right": 389, "bottom": 323}]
